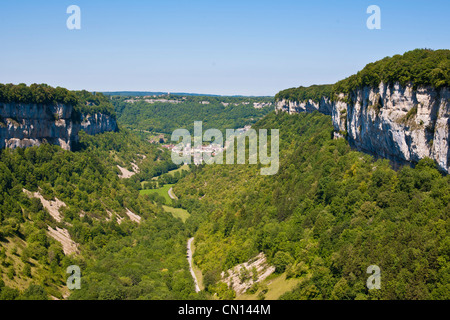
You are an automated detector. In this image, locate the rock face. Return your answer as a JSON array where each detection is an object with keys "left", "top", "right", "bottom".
[
  {"left": 220, "top": 252, "right": 275, "bottom": 295},
  {"left": 276, "top": 82, "right": 450, "bottom": 173},
  {"left": 276, "top": 96, "right": 333, "bottom": 115},
  {"left": 0, "top": 102, "right": 118, "bottom": 151}
]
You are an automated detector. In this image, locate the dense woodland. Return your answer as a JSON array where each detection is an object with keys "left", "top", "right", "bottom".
[
  {"left": 0, "top": 127, "right": 195, "bottom": 299},
  {"left": 174, "top": 112, "right": 450, "bottom": 300},
  {"left": 275, "top": 85, "right": 333, "bottom": 104},
  {"left": 0, "top": 83, "right": 115, "bottom": 117},
  {"left": 1, "top": 48, "right": 450, "bottom": 300},
  {"left": 276, "top": 49, "right": 449, "bottom": 103},
  {"left": 5, "top": 110, "right": 449, "bottom": 300},
  {"left": 112, "top": 95, "right": 273, "bottom": 134}
]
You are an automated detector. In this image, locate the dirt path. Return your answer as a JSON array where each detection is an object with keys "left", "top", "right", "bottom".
[
  {"left": 168, "top": 187, "right": 178, "bottom": 200},
  {"left": 187, "top": 237, "right": 200, "bottom": 293}
]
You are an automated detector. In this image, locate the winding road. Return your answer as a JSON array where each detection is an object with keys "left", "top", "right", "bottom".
[
  {"left": 187, "top": 237, "right": 201, "bottom": 293},
  {"left": 168, "top": 187, "right": 199, "bottom": 292},
  {"left": 168, "top": 187, "right": 178, "bottom": 200}
]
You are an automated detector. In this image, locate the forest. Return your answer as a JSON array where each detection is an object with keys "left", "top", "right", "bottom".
[
  {"left": 0, "top": 83, "right": 115, "bottom": 117},
  {"left": 275, "top": 49, "right": 449, "bottom": 103},
  {"left": 174, "top": 111, "right": 450, "bottom": 300},
  {"left": 333, "top": 48, "right": 449, "bottom": 94},
  {"left": 2, "top": 105, "right": 449, "bottom": 300},
  {"left": 0, "top": 126, "right": 195, "bottom": 299},
  {"left": 275, "top": 85, "right": 333, "bottom": 104},
  {"left": 112, "top": 95, "right": 273, "bottom": 134},
  {"left": 1, "top": 48, "right": 449, "bottom": 300}
]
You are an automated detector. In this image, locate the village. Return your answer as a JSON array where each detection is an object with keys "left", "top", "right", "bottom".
[{"left": 162, "top": 125, "right": 252, "bottom": 165}]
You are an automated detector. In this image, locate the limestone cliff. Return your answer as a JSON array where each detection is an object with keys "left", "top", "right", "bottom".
[
  {"left": 0, "top": 102, "right": 118, "bottom": 151},
  {"left": 276, "top": 82, "right": 450, "bottom": 173},
  {"left": 276, "top": 96, "right": 333, "bottom": 115}
]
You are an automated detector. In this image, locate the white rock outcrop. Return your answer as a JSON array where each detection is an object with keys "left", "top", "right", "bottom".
[
  {"left": 47, "top": 226, "right": 79, "bottom": 255},
  {"left": 276, "top": 96, "right": 333, "bottom": 115},
  {"left": 0, "top": 102, "right": 118, "bottom": 151},
  {"left": 220, "top": 252, "right": 275, "bottom": 295},
  {"left": 276, "top": 82, "right": 450, "bottom": 173},
  {"left": 23, "top": 189, "right": 66, "bottom": 222}
]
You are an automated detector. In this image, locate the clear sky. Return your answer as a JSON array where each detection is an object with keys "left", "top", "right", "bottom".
[{"left": 0, "top": 0, "right": 448, "bottom": 96}]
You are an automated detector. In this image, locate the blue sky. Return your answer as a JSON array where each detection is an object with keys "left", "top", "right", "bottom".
[{"left": 0, "top": 0, "right": 448, "bottom": 96}]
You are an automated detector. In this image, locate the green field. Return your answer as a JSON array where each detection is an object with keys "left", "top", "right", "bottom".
[
  {"left": 140, "top": 184, "right": 174, "bottom": 204},
  {"left": 236, "top": 273, "right": 301, "bottom": 300},
  {"left": 168, "top": 164, "right": 190, "bottom": 176},
  {"left": 140, "top": 183, "right": 190, "bottom": 222},
  {"left": 151, "top": 164, "right": 190, "bottom": 181},
  {"left": 162, "top": 205, "right": 190, "bottom": 223}
]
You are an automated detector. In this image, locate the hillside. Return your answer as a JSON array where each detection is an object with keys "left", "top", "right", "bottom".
[
  {"left": 0, "top": 127, "right": 200, "bottom": 299},
  {"left": 275, "top": 49, "right": 450, "bottom": 174},
  {"left": 0, "top": 83, "right": 118, "bottom": 151},
  {"left": 276, "top": 49, "right": 449, "bottom": 103},
  {"left": 0, "top": 83, "right": 115, "bottom": 117},
  {"left": 112, "top": 94, "right": 274, "bottom": 135},
  {"left": 174, "top": 111, "right": 450, "bottom": 300},
  {"left": 0, "top": 84, "right": 199, "bottom": 299},
  {"left": 1, "top": 50, "right": 450, "bottom": 301}
]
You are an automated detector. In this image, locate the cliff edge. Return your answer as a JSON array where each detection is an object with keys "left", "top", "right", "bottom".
[
  {"left": 275, "top": 49, "right": 450, "bottom": 173},
  {"left": 0, "top": 84, "right": 118, "bottom": 151}
]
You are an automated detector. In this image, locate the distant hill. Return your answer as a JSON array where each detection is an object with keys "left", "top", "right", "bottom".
[
  {"left": 112, "top": 95, "right": 274, "bottom": 134},
  {"left": 102, "top": 91, "right": 271, "bottom": 98}
]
